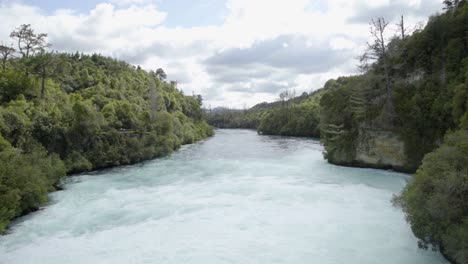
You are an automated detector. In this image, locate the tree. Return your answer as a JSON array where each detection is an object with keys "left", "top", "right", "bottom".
[
  {"left": 359, "top": 17, "right": 391, "bottom": 99},
  {"left": 148, "top": 78, "right": 158, "bottom": 122},
  {"left": 443, "top": 0, "right": 462, "bottom": 10},
  {"left": 287, "top": 89, "right": 296, "bottom": 102},
  {"left": 0, "top": 69, "right": 32, "bottom": 102},
  {"left": 0, "top": 44, "right": 15, "bottom": 72},
  {"left": 10, "top": 24, "right": 50, "bottom": 58},
  {"left": 396, "top": 15, "right": 410, "bottom": 40},
  {"left": 396, "top": 130, "right": 468, "bottom": 264},
  {"left": 279, "top": 90, "right": 289, "bottom": 108},
  {"left": 278, "top": 89, "right": 296, "bottom": 108},
  {"left": 155, "top": 68, "right": 167, "bottom": 81},
  {"left": 195, "top": 94, "right": 203, "bottom": 106},
  {"left": 30, "top": 51, "right": 56, "bottom": 98},
  {"left": 0, "top": 45, "right": 16, "bottom": 72}
]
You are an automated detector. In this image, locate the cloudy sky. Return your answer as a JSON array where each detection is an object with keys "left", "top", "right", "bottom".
[{"left": 0, "top": 0, "right": 444, "bottom": 108}]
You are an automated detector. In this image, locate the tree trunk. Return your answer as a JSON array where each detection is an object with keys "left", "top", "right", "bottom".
[{"left": 41, "top": 67, "right": 46, "bottom": 98}]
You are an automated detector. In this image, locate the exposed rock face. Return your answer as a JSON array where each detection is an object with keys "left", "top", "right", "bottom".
[
  {"left": 355, "top": 126, "right": 408, "bottom": 171},
  {"left": 326, "top": 147, "right": 354, "bottom": 165},
  {"left": 325, "top": 126, "right": 411, "bottom": 172}
]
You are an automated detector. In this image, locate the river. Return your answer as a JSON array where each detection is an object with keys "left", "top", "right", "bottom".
[{"left": 0, "top": 129, "right": 447, "bottom": 264}]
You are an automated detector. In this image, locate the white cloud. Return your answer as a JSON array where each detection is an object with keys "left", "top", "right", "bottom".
[
  {"left": 0, "top": 0, "right": 444, "bottom": 108},
  {"left": 110, "top": 0, "right": 154, "bottom": 6}
]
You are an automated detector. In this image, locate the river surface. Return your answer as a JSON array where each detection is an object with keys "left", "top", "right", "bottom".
[{"left": 0, "top": 129, "right": 447, "bottom": 264}]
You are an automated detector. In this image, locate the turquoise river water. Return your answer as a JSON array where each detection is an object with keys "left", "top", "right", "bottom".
[{"left": 0, "top": 129, "right": 448, "bottom": 264}]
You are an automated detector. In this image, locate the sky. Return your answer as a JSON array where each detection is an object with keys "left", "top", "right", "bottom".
[{"left": 0, "top": 0, "right": 444, "bottom": 108}]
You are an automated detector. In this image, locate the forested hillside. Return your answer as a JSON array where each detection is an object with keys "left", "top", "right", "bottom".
[
  {"left": 0, "top": 25, "right": 212, "bottom": 232},
  {"left": 319, "top": 2, "right": 468, "bottom": 263},
  {"left": 206, "top": 89, "right": 324, "bottom": 137},
  {"left": 320, "top": 3, "right": 468, "bottom": 171},
  {"left": 205, "top": 107, "right": 263, "bottom": 129},
  {"left": 257, "top": 89, "right": 324, "bottom": 137}
]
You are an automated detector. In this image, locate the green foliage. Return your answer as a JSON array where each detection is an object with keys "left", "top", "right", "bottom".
[
  {"left": 389, "top": 3, "right": 468, "bottom": 169},
  {"left": 319, "top": 77, "right": 367, "bottom": 164},
  {"left": 205, "top": 90, "right": 315, "bottom": 132},
  {"left": 0, "top": 50, "right": 213, "bottom": 233},
  {"left": 320, "top": 2, "right": 468, "bottom": 171},
  {"left": 206, "top": 109, "right": 264, "bottom": 129},
  {"left": 258, "top": 90, "right": 323, "bottom": 137},
  {"left": 397, "top": 129, "right": 468, "bottom": 263},
  {"left": 0, "top": 134, "right": 10, "bottom": 151},
  {"left": 318, "top": 3, "right": 468, "bottom": 262},
  {"left": 0, "top": 145, "right": 66, "bottom": 232},
  {"left": 0, "top": 69, "right": 32, "bottom": 102},
  {"left": 64, "top": 151, "right": 93, "bottom": 174}
]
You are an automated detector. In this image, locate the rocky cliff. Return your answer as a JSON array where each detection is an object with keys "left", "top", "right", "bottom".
[
  {"left": 354, "top": 126, "right": 408, "bottom": 171},
  {"left": 324, "top": 124, "right": 410, "bottom": 172}
]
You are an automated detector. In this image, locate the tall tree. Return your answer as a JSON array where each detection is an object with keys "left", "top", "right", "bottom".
[
  {"left": 155, "top": 68, "right": 167, "bottom": 81},
  {"left": 10, "top": 24, "right": 50, "bottom": 59},
  {"left": 396, "top": 15, "right": 409, "bottom": 40},
  {"left": 148, "top": 78, "right": 158, "bottom": 122},
  {"left": 31, "top": 52, "right": 56, "bottom": 98},
  {"left": 359, "top": 17, "right": 391, "bottom": 100},
  {"left": 279, "top": 90, "right": 289, "bottom": 108},
  {"left": 287, "top": 89, "right": 296, "bottom": 102},
  {"left": 195, "top": 94, "right": 203, "bottom": 106},
  {"left": 0, "top": 44, "right": 15, "bottom": 72}
]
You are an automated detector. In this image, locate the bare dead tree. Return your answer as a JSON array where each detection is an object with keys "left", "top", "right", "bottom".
[
  {"left": 359, "top": 17, "right": 391, "bottom": 99},
  {"left": 279, "top": 90, "right": 289, "bottom": 108},
  {"left": 288, "top": 89, "right": 296, "bottom": 101},
  {"left": 396, "top": 15, "right": 410, "bottom": 40}
]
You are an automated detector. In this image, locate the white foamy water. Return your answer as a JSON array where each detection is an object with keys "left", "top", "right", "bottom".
[{"left": 0, "top": 129, "right": 447, "bottom": 264}]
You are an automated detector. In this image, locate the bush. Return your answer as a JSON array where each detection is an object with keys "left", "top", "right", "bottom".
[{"left": 397, "top": 130, "right": 468, "bottom": 263}]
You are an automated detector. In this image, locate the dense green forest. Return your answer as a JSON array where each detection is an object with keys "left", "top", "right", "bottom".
[
  {"left": 0, "top": 25, "right": 212, "bottom": 232},
  {"left": 206, "top": 89, "right": 323, "bottom": 137},
  {"left": 205, "top": 108, "right": 263, "bottom": 129},
  {"left": 319, "top": 2, "right": 468, "bottom": 263},
  {"left": 319, "top": 6, "right": 468, "bottom": 170},
  {"left": 257, "top": 89, "right": 324, "bottom": 137}
]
